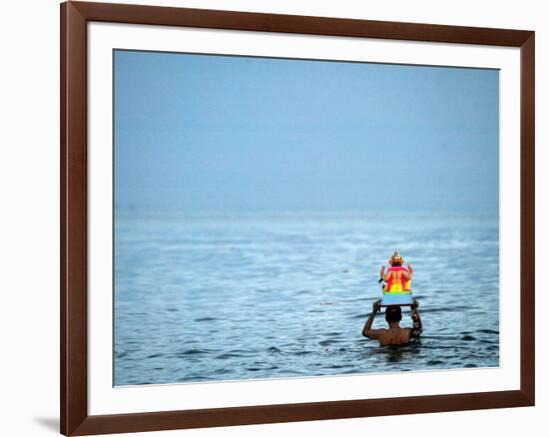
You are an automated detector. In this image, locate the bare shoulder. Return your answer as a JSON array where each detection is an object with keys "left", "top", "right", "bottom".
[
  {"left": 401, "top": 327, "right": 413, "bottom": 341},
  {"left": 362, "top": 328, "right": 388, "bottom": 340}
]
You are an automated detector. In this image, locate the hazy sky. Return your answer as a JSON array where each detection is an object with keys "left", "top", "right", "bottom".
[{"left": 114, "top": 50, "right": 499, "bottom": 214}]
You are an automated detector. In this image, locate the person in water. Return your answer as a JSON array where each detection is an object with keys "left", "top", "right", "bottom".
[
  {"left": 362, "top": 300, "right": 423, "bottom": 346},
  {"left": 380, "top": 251, "right": 413, "bottom": 292}
]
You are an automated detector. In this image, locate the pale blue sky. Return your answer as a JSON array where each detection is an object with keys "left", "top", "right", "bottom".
[{"left": 114, "top": 50, "right": 499, "bottom": 214}]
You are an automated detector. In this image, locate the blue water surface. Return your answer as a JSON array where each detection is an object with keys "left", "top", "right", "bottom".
[{"left": 114, "top": 213, "right": 499, "bottom": 386}]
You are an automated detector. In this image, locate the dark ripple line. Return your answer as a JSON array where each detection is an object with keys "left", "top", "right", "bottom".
[
  {"left": 477, "top": 328, "right": 499, "bottom": 335},
  {"left": 146, "top": 353, "right": 163, "bottom": 359},
  {"left": 174, "top": 348, "right": 211, "bottom": 357}
]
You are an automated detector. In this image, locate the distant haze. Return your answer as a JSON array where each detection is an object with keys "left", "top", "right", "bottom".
[{"left": 114, "top": 50, "right": 499, "bottom": 214}]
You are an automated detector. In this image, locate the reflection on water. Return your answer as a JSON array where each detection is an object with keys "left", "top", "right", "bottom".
[{"left": 114, "top": 213, "right": 499, "bottom": 386}]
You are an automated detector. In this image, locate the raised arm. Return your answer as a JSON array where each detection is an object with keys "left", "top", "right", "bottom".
[
  {"left": 403, "top": 264, "right": 413, "bottom": 280},
  {"left": 362, "top": 300, "right": 386, "bottom": 339},
  {"left": 380, "top": 266, "right": 393, "bottom": 283},
  {"left": 409, "top": 299, "right": 423, "bottom": 340}
]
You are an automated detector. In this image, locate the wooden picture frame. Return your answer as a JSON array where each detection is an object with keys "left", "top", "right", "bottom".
[{"left": 60, "top": 1, "right": 535, "bottom": 435}]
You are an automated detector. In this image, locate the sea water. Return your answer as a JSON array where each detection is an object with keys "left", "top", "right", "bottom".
[{"left": 114, "top": 212, "right": 499, "bottom": 386}]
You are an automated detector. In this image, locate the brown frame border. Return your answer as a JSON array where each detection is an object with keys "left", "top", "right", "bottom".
[{"left": 60, "top": 1, "right": 535, "bottom": 435}]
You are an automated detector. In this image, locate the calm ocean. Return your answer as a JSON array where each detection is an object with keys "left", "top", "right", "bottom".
[{"left": 114, "top": 212, "right": 499, "bottom": 386}]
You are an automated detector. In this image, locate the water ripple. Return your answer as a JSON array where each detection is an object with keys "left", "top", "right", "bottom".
[{"left": 115, "top": 214, "right": 499, "bottom": 385}]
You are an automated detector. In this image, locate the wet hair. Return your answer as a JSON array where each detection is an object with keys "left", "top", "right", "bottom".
[{"left": 385, "top": 306, "right": 402, "bottom": 323}]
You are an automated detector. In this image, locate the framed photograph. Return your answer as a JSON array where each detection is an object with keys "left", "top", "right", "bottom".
[{"left": 60, "top": 1, "right": 535, "bottom": 435}]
